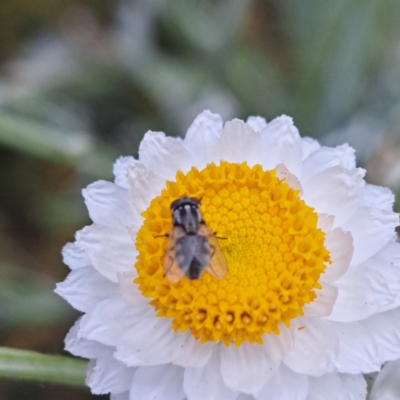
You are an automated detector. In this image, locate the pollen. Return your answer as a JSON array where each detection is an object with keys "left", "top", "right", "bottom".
[{"left": 134, "top": 162, "right": 331, "bottom": 346}]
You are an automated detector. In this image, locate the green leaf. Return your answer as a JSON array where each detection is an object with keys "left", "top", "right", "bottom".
[{"left": 0, "top": 347, "right": 87, "bottom": 388}]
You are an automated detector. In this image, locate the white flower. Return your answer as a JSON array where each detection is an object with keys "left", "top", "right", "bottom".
[{"left": 56, "top": 111, "right": 400, "bottom": 400}]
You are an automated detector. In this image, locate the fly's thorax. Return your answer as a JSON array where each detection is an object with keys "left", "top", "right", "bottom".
[{"left": 172, "top": 199, "right": 203, "bottom": 234}]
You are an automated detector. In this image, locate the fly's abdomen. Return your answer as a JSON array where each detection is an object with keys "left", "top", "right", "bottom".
[{"left": 187, "top": 258, "right": 204, "bottom": 280}]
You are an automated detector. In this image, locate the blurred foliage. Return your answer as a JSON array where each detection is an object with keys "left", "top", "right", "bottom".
[
  {"left": 0, "top": 347, "right": 87, "bottom": 387},
  {"left": 1, "top": 0, "right": 400, "bottom": 399}
]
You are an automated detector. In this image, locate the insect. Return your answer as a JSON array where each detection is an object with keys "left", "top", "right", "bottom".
[{"left": 162, "top": 196, "right": 228, "bottom": 283}]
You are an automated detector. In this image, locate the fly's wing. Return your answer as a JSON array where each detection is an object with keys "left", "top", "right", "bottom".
[
  {"left": 164, "top": 226, "right": 185, "bottom": 284},
  {"left": 198, "top": 223, "right": 228, "bottom": 279}
]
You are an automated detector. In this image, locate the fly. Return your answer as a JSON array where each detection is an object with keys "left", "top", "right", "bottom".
[{"left": 162, "top": 196, "right": 228, "bottom": 283}]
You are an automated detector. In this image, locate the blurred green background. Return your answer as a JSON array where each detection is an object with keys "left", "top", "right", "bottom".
[{"left": 1, "top": 0, "right": 400, "bottom": 398}]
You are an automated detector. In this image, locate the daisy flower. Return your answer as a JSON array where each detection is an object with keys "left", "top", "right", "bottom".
[{"left": 56, "top": 111, "right": 400, "bottom": 400}]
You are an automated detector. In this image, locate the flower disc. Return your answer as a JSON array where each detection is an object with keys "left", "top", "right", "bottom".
[{"left": 135, "top": 161, "right": 331, "bottom": 346}]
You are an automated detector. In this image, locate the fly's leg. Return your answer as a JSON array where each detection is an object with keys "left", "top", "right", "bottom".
[{"left": 212, "top": 232, "right": 227, "bottom": 240}]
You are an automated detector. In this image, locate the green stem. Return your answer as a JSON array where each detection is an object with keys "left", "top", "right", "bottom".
[{"left": 0, "top": 347, "right": 87, "bottom": 388}]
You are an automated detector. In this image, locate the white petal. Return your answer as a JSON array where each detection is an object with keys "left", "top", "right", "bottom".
[
  {"left": 369, "top": 359, "right": 400, "bottom": 400},
  {"left": 212, "top": 119, "right": 262, "bottom": 166},
  {"left": 62, "top": 242, "right": 90, "bottom": 270},
  {"left": 55, "top": 266, "right": 117, "bottom": 312},
  {"left": 300, "top": 144, "right": 356, "bottom": 182},
  {"left": 301, "top": 137, "right": 321, "bottom": 160},
  {"left": 261, "top": 323, "right": 293, "bottom": 362},
  {"left": 87, "top": 348, "right": 136, "bottom": 395},
  {"left": 129, "top": 364, "right": 185, "bottom": 400},
  {"left": 111, "top": 391, "right": 130, "bottom": 400},
  {"left": 275, "top": 163, "right": 303, "bottom": 192},
  {"left": 260, "top": 115, "right": 302, "bottom": 176},
  {"left": 328, "top": 241, "right": 400, "bottom": 322},
  {"left": 283, "top": 318, "right": 338, "bottom": 376},
  {"left": 302, "top": 166, "right": 365, "bottom": 227},
  {"left": 79, "top": 295, "right": 151, "bottom": 347},
  {"left": 246, "top": 116, "right": 267, "bottom": 132},
  {"left": 115, "top": 313, "right": 181, "bottom": 366},
  {"left": 341, "top": 206, "right": 398, "bottom": 266},
  {"left": 77, "top": 224, "right": 137, "bottom": 282},
  {"left": 127, "top": 160, "right": 166, "bottom": 218},
  {"left": 331, "top": 321, "right": 371, "bottom": 373},
  {"left": 303, "top": 282, "right": 338, "bottom": 317},
  {"left": 139, "top": 131, "right": 193, "bottom": 180},
  {"left": 117, "top": 271, "right": 149, "bottom": 308},
  {"left": 362, "top": 303, "right": 400, "bottom": 356},
  {"left": 113, "top": 156, "right": 135, "bottom": 188},
  {"left": 184, "top": 347, "right": 238, "bottom": 400},
  {"left": 183, "top": 110, "right": 223, "bottom": 169},
  {"left": 307, "top": 372, "right": 366, "bottom": 400},
  {"left": 236, "top": 395, "right": 254, "bottom": 400},
  {"left": 361, "top": 183, "right": 395, "bottom": 211},
  {"left": 83, "top": 180, "right": 138, "bottom": 229},
  {"left": 317, "top": 213, "right": 335, "bottom": 233},
  {"left": 65, "top": 319, "right": 107, "bottom": 359},
  {"left": 322, "top": 228, "right": 353, "bottom": 283},
  {"left": 255, "top": 364, "right": 308, "bottom": 400},
  {"left": 332, "top": 307, "right": 400, "bottom": 373},
  {"left": 339, "top": 373, "right": 367, "bottom": 400},
  {"left": 220, "top": 342, "right": 278, "bottom": 394},
  {"left": 172, "top": 331, "right": 215, "bottom": 368},
  {"left": 307, "top": 373, "right": 342, "bottom": 400}
]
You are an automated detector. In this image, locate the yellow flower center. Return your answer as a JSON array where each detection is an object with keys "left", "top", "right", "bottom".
[{"left": 134, "top": 162, "right": 330, "bottom": 346}]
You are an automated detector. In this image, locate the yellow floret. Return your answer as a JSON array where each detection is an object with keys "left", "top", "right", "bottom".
[{"left": 134, "top": 162, "right": 331, "bottom": 346}]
